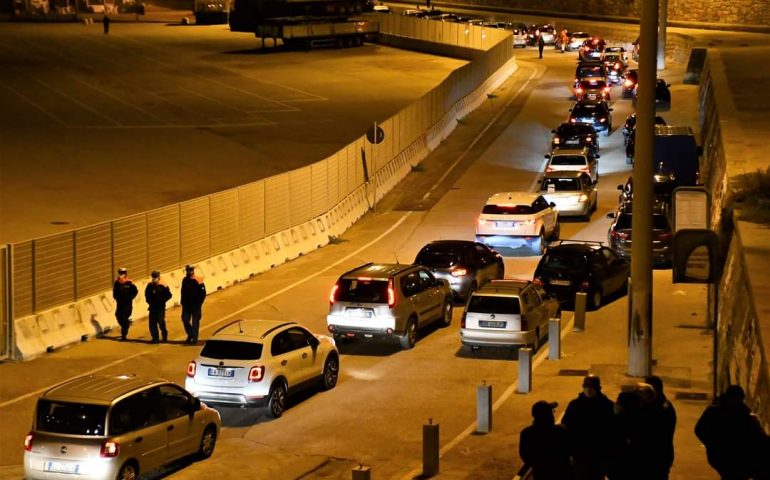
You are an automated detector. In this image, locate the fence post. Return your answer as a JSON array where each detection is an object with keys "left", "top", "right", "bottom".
[
  {"left": 518, "top": 347, "right": 532, "bottom": 393},
  {"left": 423, "top": 418, "right": 439, "bottom": 477},
  {"left": 549, "top": 317, "right": 561, "bottom": 360},
  {"left": 352, "top": 463, "right": 371, "bottom": 480},
  {"left": 574, "top": 292, "right": 587, "bottom": 332},
  {"left": 476, "top": 381, "right": 492, "bottom": 433}
]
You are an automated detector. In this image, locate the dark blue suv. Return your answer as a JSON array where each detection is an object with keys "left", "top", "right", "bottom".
[{"left": 568, "top": 99, "right": 613, "bottom": 136}]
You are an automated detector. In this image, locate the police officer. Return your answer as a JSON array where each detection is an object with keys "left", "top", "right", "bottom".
[
  {"left": 113, "top": 267, "right": 138, "bottom": 341},
  {"left": 145, "top": 270, "right": 172, "bottom": 343},
  {"left": 180, "top": 264, "right": 206, "bottom": 345}
]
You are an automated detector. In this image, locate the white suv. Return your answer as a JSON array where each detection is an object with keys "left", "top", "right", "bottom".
[
  {"left": 475, "top": 192, "right": 560, "bottom": 255},
  {"left": 185, "top": 320, "right": 339, "bottom": 418},
  {"left": 544, "top": 147, "right": 599, "bottom": 183}
]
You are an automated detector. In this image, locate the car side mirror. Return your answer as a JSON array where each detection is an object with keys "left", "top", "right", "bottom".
[
  {"left": 551, "top": 129, "right": 556, "bottom": 133},
  {"left": 568, "top": 108, "right": 573, "bottom": 112},
  {"left": 595, "top": 154, "right": 601, "bottom": 159},
  {"left": 608, "top": 108, "right": 614, "bottom": 111},
  {"left": 190, "top": 397, "right": 201, "bottom": 415},
  {"left": 544, "top": 154, "right": 551, "bottom": 159},
  {"left": 696, "top": 145, "right": 704, "bottom": 156},
  {"left": 549, "top": 202, "right": 556, "bottom": 208},
  {"left": 617, "top": 184, "right": 624, "bottom": 190},
  {"left": 666, "top": 83, "right": 671, "bottom": 87},
  {"left": 309, "top": 336, "right": 320, "bottom": 349},
  {"left": 606, "top": 212, "right": 616, "bottom": 219}
]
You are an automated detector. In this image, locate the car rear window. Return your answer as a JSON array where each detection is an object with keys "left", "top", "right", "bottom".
[
  {"left": 415, "top": 251, "right": 461, "bottom": 268},
  {"left": 578, "top": 66, "right": 603, "bottom": 77},
  {"left": 541, "top": 252, "right": 587, "bottom": 270},
  {"left": 35, "top": 400, "right": 107, "bottom": 436},
  {"left": 202, "top": 340, "right": 263, "bottom": 360},
  {"left": 615, "top": 213, "right": 670, "bottom": 230},
  {"left": 550, "top": 155, "right": 587, "bottom": 166},
  {"left": 482, "top": 204, "right": 533, "bottom": 215},
  {"left": 338, "top": 278, "right": 389, "bottom": 303},
  {"left": 580, "top": 80, "right": 606, "bottom": 89},
  {"left": 467, "top": 295, "right": 520, "bottom": 314},
  {"left": 542, "top": 177, "right": 580, "bottom": 191},
  {"left": 572, "top": 106, "right": 598, "bottom": 117}
]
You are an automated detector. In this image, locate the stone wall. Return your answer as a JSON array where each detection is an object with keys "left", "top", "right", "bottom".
[{"left": 439, "top": 0, "right": 770, "bottom": 31}]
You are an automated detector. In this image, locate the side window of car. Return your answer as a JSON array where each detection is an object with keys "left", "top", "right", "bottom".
[
  {"left": 286, "top": 327, "right": 312, "bottom": 350},
  {"left": 602, "top": 247, "right": 620, "bottom": 264},
  {"left": 401, "top": 272, "right": 421, "bottom": 297},
  {"left": 158, "top": 384, "right": 192, "bottom": 421},
  {"left": 271, "top": 331, "right": 293, "bottom": 357},
  {"left": 521, "top": 289, "right": 538, "bottom": 310},
  {"left": 418, "top": 269, "right": 436, "bottom": 290},
  {"left": 534, "top": 196, "right": 550, "bottom": 211},
  {"left": 110, "top": 391, "right": 155, "bottom": 435},
  {"left": 590, "top": 251, "right": 606, "bottom": 270},
  {"left": 533, "top": 285, "right": 549, "bottom": 301}
]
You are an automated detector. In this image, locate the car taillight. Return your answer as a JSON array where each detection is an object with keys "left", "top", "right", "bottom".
[
  {"left": 580, "top": 280, "right": 590, "bottom": 291},
  {"left": 100, "top": 441, "right": 120, "bottom": 458},
  {"left": 611, "top": 230, "right": 629, "bottom": 240},
  {"left": 451, "top": 267, "right": 468, "bottom": 277},
  {"left": 24, "top": 433, "right": 33, "bottom": 452},
  {"left": 580, "top": 167, "right": 590, "bottom": 173},
  {"left": 575, "top": 87, "right": 583, "bottom": 94},
  {"left": 387, "top": 278, "right": 396, "bottom": 308},
  {"left": 656, "top": 232, "right": 673, "bottom": 241},
  {"left": 585, "top": 136, "right": 593, "bottom": 142},
  {"left": 329, "top": 282, "right": 339, "bottom": 305},
  {"left": 186, "top": 361, "right": 196, "bottom": 378},
  {"left": 624, "top": 79, "right": 633, "bottom": 87},
  {"left": 599, "top": 117, "right": 607, "bottom": 123},
  {"left": 615, "top": 62, "right": 621, "bottom": 69},
  {"left": 533, "top": 277, "right": 544, "bottom": 286},
  {"left": 579, "top": 194, "right": 589, "bottom": 201},
  {"left": 520, "top": 317, "right": 529, "bottom": 331},
  {"left": 522, "top": 219, "right": 536, "bottom": 226},
  {"left": 553, "top": 137, "right": 560, "bottom": 145},
  {"left": 478, "top": 218, "right": 488, "bottom": 226},
  {"left": 546, "top": 166, "right": 555, "bottom": 172},
  {"left": 248, "top": 365, "right": 265, "bottom": 382}
]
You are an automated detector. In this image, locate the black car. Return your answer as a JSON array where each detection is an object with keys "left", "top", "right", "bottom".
[
  {"left": 534, "top": 241, "right": 629, "bottom": 310},
  {"left": 414, "top": 240, "right": 504, "bottom": 301},
  {"left": 550, "top": 122, "right": 599, "bottom": 154},
  {"left": 622, "top": 69, "right": 638, "bottom": 98},
  {"left": 616, "top": 171, "right": 678, "bottom": 213},
  {"left": 624, "top": 114, "right": 668, "bottom": 163},
  {"left": 568, "top": 99, "right": 613, "bottom": 136},
  {"left": 607, "top": 204, "right": 674, "bottom": 267},
  {"left": 633, "top": 78, "right": 672, "bottom": 109},
  {"left": 573, "top": 61, "right": 608, "bottom": 90}
]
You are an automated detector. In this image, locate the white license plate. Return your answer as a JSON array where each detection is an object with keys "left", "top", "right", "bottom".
[
  {"left": 479, "top": 320, "right": 506, "bottom": 328},
  {"left": 346, "top": 308, "right": 372, "bottom": 318},
  {"left": 495, "top": 221, "right": 515, "bottom": 228},
  {"left": 587, "top": 93, "right": 598, "bottom": 100},
  {"left": 45, "top": 462, "right": 79, "bottom": 474},
  {"left": 550, "top": 279, "right": 571, "bottom": 286},
  {"left": 208, "top": 368, "right": 234, "bottom": 378},
  {"left": 565, "top": 140, "right": 579, "bottom": 145}
]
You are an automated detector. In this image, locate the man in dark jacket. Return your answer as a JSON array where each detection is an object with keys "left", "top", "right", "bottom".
[
  {"left": 695, "top": 384, "right": 770, "bottom": 480},
  {"left": 562, "top": 375, "right": 615, "bottom": 480},
  {"left": 113, "top": 267, "right": 138, "bottom": 341},
  {"left": 645, "top": 376, "right": 677, "bottom": 479},
  {"left": 538, "top": 34, "right": 545, "bottom": 58},
  {"left": 180, "top": 264, "right": 206, "bottom": 345},
  {"left": 145, "top": 270, "right": 172, "bottom": 343},
  {"left": 520, "top": 400, "right": 574, "bottom": 480}
]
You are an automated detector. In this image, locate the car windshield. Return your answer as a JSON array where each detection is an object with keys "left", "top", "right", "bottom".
[
  {"left": 35, "top": 400, "right": 107, "bottom": 436},
  {"left": 467, "top": 295, "right": 520, "bottom": 314},
  {"left": 550, "top": 155, "right": 587, "bottom": 166},
  {"left": 201, "top": 340, "right": 263, "bottom": 360},
  {"left": 415, "top": 251, "right": 461, "bottom": 268},
  {"left": 542, "top": 177, "right": 581, "bottom": 191},
  {"left": 338, "top": 278, "right": 388, "bottom": 303},
  {"left": 482, "top": 204, "right": 532, "bottom": 215},
  {"left": 541, "top": 252, "right": 587, "bottom": 270}
]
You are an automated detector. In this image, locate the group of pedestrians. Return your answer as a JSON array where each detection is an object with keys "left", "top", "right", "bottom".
[{"left": 111, "top": 264, "right": 206, "bottom": 344}]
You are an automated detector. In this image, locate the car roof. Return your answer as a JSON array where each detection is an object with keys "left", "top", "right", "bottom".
[
  {"left": 546, "top": 243, "right": 599, "bottom": 255},
  {"left": 41, "top": 375, "right": 165, "bottom": 406},
  {"left": 211, "top": 319, "right": 298, "bottom": 342},
  {"left": 557, "top": 123, "right": 596, "bottom": 133},
  {"left": 485, "top": 192, "right": 539, "bottom": 206},
  {"left": 550, "top": 147, "right": 589, "bottom": 155},
  {"left": 475, "top": 279, "right": 530, "bottom": 295},
  {"left": 422, "top": 240, "right": 476, "bottom": 249},
  {"left": 344, "top": 263, "right": 415, "bottom": 279},
  {"left": 543, "top": 170, "right": 586, "bottom": 179}
]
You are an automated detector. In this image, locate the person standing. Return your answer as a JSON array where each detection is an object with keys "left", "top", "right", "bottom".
[
  {"left": 561, "top": 28, "right": 569, "bottom": 53},
  {"left": 695, "top": 384, "right": 770, "bottom": 480},
  {"left": 113, "top": 267, "right": 138, "bottom": 341},
  {"left": 145, "top": 270, "right": 172, "bottom": 344},
  {"left": 180, "top": 264, "right": 206, "bottom": 345},
  {"left": 562, "top": 375, "right": 615, "bottom": 480},
  {"left": 538, "top": 33, "right": 545, "bottom": 59},
  {"left": 520, "top": 400, "right": 574, "bottom": 480},
  {"left": 645, "top": 376, "right": 677, "bottom": 480},
  {"left": 102, "top": 14, "right": 110, "bottom": 34}
]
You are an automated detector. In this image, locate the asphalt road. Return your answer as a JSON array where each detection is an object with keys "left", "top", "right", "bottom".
[{"left": 0, "top": 34, "right": 704, "bottom": 479}]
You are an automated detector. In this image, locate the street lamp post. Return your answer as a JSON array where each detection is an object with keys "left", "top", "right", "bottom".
[{"left": 658, "top": 0, "right": 667, "bottom": 70}]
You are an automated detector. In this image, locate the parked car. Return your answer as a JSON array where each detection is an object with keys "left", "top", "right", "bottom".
[
  {"left": 539, "top": 171, "right": 597, "bottom": 220},
  {"left": 24, "top": 375, "right": 221, "bottom": 480},
  {"left": 414, "top": 240, "right": 504, "bottom": 301},
  {"left": 534, "top": 240, "right": 629, "bottom": 310},
  {"left": 568, "top": 99, "right": 613, "bottom": 137},
  {"left": 567, "top": 31, "right": 591, "bottom": 51},
  {"left": 622, "top": 69, "right": 639, "bottom": 98},
  {"left": 460, "top": 279, "right": 560, "bottom": 350},
  {"left": 185, "top": 319, "right": 338, "bottom": 417},
  {"left": 607, "top": 204, "right": 673, "bottom": 266},
  {"left": 633, "top": 78, "right": 672, "bottom": 109},
  {"left": 550, "top": 122, "right": 599, "bottom": 155},
  {"left": 475, "top": 192, "right": 560, "bottom": 255},
  {"left": 579, "top": 37, "right": 606, "bottom": 61},
  {"left": 574, "top": 78, "right": 611, "bottom": 102},
  {"left": 327, "top": 263, "right": 453, "bottom": 349},
  {"left": 544, "top": 146, "right": 599, "bottom": 183}
]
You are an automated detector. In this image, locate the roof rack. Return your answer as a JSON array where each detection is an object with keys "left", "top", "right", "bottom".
[
  {"left": 552, "top": 239, "right": 605, "bottom": 247},
  {"left": 260, "top": 321, "right": 297, "bottom": 339},
  {"left": 340, "top": 262, "right": 374, "bottom": 278},
  {"left": 212, "top": 319, "right": 245, "bottom": 336}
]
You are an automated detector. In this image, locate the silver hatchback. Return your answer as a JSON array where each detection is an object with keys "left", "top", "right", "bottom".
[{"left": 24, "top": 375, "right": 221, "bottom": 480}]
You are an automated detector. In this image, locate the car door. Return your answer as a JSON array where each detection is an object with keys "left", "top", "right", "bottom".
[
  {"left": 417, "top": 269, "right": 442, "bottom": 323},
  {"left": 533, "top": 284, "right": 559, "bottom": 320},
  {"left": 520, "top": 287, "right": 543, "bottom": 335},
  {"left": 109, "top": 390, "right": 167, "bottom": 472},
  {"left": 286, "top": 327, "right": 319, "bottom": 384},
  {"left": 601, "top": 248, "right": 629, "bottom": 294},
  {"left": 157, "top": 384, "right": 200, "bottom": 460},
  {"left": 534, "top": 196, "right": 556, "bottom": 233},
  {"left": 474, "top": 244, "right": 496, "bottom": 282},
  {"left": 271, "top": 330, "right": 308, "bottom": 388},
  {"left": 588, "top": 250, "right": 612, "bottom": 295}
]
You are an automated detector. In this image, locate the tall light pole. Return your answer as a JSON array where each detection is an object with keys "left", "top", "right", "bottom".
[
  {"left": 628, "top": 0, "right": 658, "bottom": 378},
  {"left": 658, "top": 0, "right": 667, "bottom": 70}
]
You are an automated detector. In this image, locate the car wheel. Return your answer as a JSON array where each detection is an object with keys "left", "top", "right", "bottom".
[
  {"left": 266, "top": 381, "right": 287, "bottom": 418},
  {"left": 116, "top": 462, "right": 138, "bottom": 480},
  {"left": 322, "top": 354, "right": 339, "bottom": 390},
  {"left": 532, "top": 230, "right": 546, "bottom": 255},
  {"left": 198, "top": 425, "right": 217, "bottom": 459},
  {"left": 399, "top": 319, "right": 417, "bottom": 349},
  {"left": 605, "top": 126, "right": 611, "bottom": 137},
  {"left": 590, "top": 288, "right": 603, "bottom": 310},
  {"left": 440, "top": 300, "right": 453, "bottom": 327}
]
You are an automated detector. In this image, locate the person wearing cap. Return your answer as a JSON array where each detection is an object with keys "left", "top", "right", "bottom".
[
  {"left": 145, "top": 270, "right": 172, "bottom": 343},
  {"left": 112, "top": 267, "right": 138, "bottom": 341},
  {"left": 695, "top": 384, "right": 770, "bottom": 479},
  {"left": 519, "top": 400, "right": 574, "bottom": 480},
  {"left": 562, "top": 374, "right": 614, "bottom": 480},
  {"left": 180, "top": 264, "right": 206, "bottom": 345},
  {"left": 644, "top": 376, "right": 676, "bottom": 480}
]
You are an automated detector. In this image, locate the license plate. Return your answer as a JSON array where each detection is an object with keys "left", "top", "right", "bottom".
[
  {"left": 345, "top": 308, "right": 372, "bottom": 318},
  {"left": 495, "top": 221, "right": 515, "bottom": 228},
  {"left": 587, "top": 93, "right": 598, "bottom": 100},
  {"left": 479, "top": 320, "right": 506, "bottom": 328},
  {"left": 45, "top": 462, "right": 79, "bottom": 474},
  {"left": 208, "top": 368, "right": 234, "bottom": 378},
  {"left": 565, "top": 139, "right": 579, "bottom": 145},
  {"left": 550, "top": 279, "right": 571, "bottom": 286}
]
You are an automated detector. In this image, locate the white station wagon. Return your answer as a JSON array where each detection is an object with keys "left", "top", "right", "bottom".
[{"left": 475, "top": 192, "right": 560, "bottom": 255}]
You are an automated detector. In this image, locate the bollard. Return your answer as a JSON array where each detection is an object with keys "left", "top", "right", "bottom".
[
  {"left": 574, "top": 292, "right": 587, "bottom": 332},
  {"left": 423, "top": 418, "right": 439, "bottom": 477},
  {"left": 518, "top": 347, "right": 532, "bottom": 393},
  {"left": 352, "top": 463, "right": 371, "bottom": 480},
  {"left": 548, "top": 317, "right": 561, "bottom": 360},
  {"left": 476, "top": 381, "right": 493, "bottom": 434}
]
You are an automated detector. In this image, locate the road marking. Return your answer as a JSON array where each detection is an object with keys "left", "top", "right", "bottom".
[
  {"left": 529, "top": 157, "right": 549, "bottom": 193},
  {"left": 399, "top": 314, "right": 575, "bottom": 480},
  {"left": 33, "top": 77, "right": 122, "bottom": 127},
  {"left": 0, "top": 77, "right": 68, "bottom": 128},
  {"left": 422, "top": 67, "right": 539, "bottom": 200}
]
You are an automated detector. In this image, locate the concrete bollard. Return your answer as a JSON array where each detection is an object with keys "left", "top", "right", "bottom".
[
  {"left": 518, "top": 347, "right": 532, "bottom": 393},
  {"left": 352, "top": 463, "right": 371, "bottom": 480},
  {"left": 548, "top": 317, "right": 561, "bottom": 360},
  {"left": 476, "top": 382, "right": 492, "bottom": 434},
  {"left": 574, "top": 292, "right": 587, "bottom": 332},
  {"left": 423, "top": 419, "right": 439, "bottom": 477}
]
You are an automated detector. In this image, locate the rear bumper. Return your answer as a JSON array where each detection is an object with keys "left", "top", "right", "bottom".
[
  {"left": 460, "top": 328, "right": 535, "bottom": 347},
  {"left": 327, "top": 324, "right": 402, "bottom": 339},
  {"left": 24, "top": 453, "right": 119, "bottom": 480},
  {"left": 191, "top": 390, "right": 267, "bottom": 408}
]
